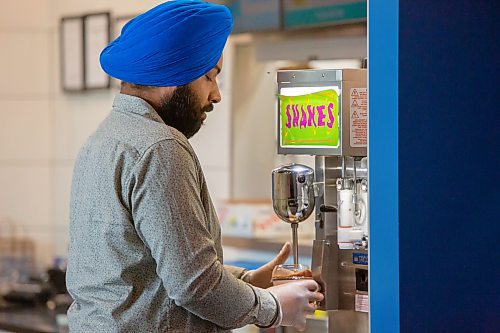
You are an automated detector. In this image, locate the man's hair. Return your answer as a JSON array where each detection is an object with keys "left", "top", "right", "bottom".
[{"left": 120, "top": 81, "right": 155, "bottom": 91}]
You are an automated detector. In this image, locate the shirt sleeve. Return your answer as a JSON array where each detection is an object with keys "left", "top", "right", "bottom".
[
  {"left": 128, "top": 139, "right": 277, "bottom": 329},
  {"left": 224, "top": 265, "right": 247, "bottom": 279}
]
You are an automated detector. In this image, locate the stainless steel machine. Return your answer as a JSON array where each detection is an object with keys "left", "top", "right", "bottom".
[
  {"left": 272, "top": 164, "right": 316, "bottom": 265},
  {"left": 273, "top": 69, "right": 368, "bottom": 333}
]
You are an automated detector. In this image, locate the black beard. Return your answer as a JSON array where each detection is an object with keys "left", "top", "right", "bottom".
[{"left": 156, "top": 85, "right": 213, "bottom": 139}]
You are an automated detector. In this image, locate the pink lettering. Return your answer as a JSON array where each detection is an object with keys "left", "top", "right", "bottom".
[
  {"left": 284, "top": 102, "right": 334, "bottom": 129},
  {"left": 292, "top": 105, "right": 299, "bottom": 127},
  {"left": 327, "top": 103, "right": 335, "bottom": 128},
  {"left": 285, "top": 105, "right": 291, "bottom": 128},
  {"left": 300, "top": 106, "right": 307, "bottom": 129},
  {"left": 307, "top": 105, "right": 317, "bottom": 127},
  {"left": 317, "top": 105, "right": 326, "bottom": 126}
]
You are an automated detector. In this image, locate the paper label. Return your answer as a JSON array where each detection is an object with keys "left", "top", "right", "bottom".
[
  {"left": 355, "top": 294, "right": 369, "bottom": 313},
  {"left": 350, "top": 88, "right": 367, "bottom": 147}
]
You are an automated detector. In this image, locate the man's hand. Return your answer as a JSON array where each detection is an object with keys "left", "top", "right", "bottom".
[
  {"left": 268, "top": 279, "right": 323, "bottom": 331},
  {"left": 243, "top": 242, "right": 291, "bottom": 288}
]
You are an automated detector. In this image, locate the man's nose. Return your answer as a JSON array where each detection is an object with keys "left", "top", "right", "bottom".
[{"left": 210, "top": 83, "right": 221, "bottom": 104}]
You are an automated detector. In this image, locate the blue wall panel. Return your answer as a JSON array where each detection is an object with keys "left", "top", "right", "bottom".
[
  {"left": 368, "top": 1, "right": 400, "bottom": 332},
  {"left": 398, "top": 1, "right": 500, "bottom": 332}
]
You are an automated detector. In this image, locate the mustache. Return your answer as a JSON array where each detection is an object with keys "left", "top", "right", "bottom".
[{"left": 203, "top": 104, "right": 214, "bottom": 113}]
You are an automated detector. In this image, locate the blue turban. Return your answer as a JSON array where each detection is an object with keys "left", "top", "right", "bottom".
[{"left": 100, "top": 0, "right": 233, "bottom": 86}]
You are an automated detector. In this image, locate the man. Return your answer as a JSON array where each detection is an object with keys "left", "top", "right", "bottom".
[{"left": 66, "top": 1, "right": 323, "bottom": 332}]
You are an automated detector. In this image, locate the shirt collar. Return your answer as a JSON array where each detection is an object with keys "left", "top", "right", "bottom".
[{"left": 112, "top": 93, "right": 165, "bottom": 124}]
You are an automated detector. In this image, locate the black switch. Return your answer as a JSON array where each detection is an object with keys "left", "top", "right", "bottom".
[{"left": 355, "top": 268, "right": 368, "bottom": 292}]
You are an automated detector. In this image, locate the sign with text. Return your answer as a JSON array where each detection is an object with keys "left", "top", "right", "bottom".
[
  {"left": 216, "top": 0, "right": 280, "bottom": 33},
  {"left": 279, "top": 89, "right": 339, "bottom": 147},
  {"left": 353, "top": 252, "right": 368, "bottom": 265},
  {"left": 283, "top": 0, "right": 367, "bottom": 29}
]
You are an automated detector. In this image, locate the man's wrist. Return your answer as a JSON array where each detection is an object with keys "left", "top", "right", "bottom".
[
  {"left": 256, "top": 291, "right": 282, "bottom": 328},
  {"left": 268, "top": 291, "right": 283, "bottom": 327},
  {"left": 241, "top": 269, "right": 253, "bottom": 283}
]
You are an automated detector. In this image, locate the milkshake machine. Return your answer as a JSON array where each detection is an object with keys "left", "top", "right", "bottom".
[{"left": 272, "top": 69, "right": 368, "bottom": 333}]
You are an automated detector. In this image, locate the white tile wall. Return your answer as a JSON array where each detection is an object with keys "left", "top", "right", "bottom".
[
  {"left": 0, "top": 1, "right": 50, "bottom": 31},
  {"left": 232, "top": 50, "right": 278, "bottom": 199},
  {"left": 189, "top": 101, "right": 231, "bottom": 169},
  {"left": 50, "top": 162, "right": 73, "bottom": 259},
  {"left": 49, "top": 0, "right": 165, "bottom": 26},
  {"left": 0, "top": 165, "right": 51, "bottom": 228},
  {"left": 112, "top": 1, "right": 166, "bottom": 18},
  {"left": 52, "top": 225, "right": 70, "bottom": 260},
  {"left": 22, "top": 226, "right": 55, "bottom": 269},
  {"left": 0, "top": 100, "right": 50, "bottom": 160},
  {"left": 0, "top": 1, "right": 362, "bottom": 273},
  {"left": 0, "top": 32, "right": 51, "bottom": 96},
  {"left": 48, "top": 105, "right": 74, "bottom": 161},
  {"left": 48, "top": 26, "right": 60, "bottom": 95},
  {"left": 50, "top": 91, "right": 114, "bottom": 160},
  {"left": 203, "top": 167, "right": 231, "bottom": 202},
  {"left": 0, "top": 1, "right": 53, "bottom": 271},
  {"left": 49, "top": 0, "right": 113, "bottom": 20},
  {"left": 51, "top": 165, "right": 73, "bottom": 230},
  {"left": 190, "top": 42, "right": 234, "bottom": 197}
]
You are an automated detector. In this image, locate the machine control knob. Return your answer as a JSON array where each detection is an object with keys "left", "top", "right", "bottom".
[{"left": 319, "top": 204, "right": 337, "bottom": 213}]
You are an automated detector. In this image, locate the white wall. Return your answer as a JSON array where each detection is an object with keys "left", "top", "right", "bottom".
[
  {"left": 231, "top": 43, "right": 278, "bottom": 199},
  {"left": 0, "top": 0, "right": 232, "bottom": 269},
  {"left": 0, "top": 0, "right": 366, "bottom": 270},
  {"left": 0, "top": 1, "right": 53, "bottom": 269},
  {"left": 231, "top": 41, "right": 363, "bottom": 198}
]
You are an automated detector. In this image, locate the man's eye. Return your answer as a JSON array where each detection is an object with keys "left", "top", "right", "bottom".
[{"left": 205, "top": 75, "right": 213, "bottom": 82}]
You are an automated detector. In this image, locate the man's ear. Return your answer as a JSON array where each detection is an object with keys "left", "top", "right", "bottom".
[
  {"left": 156, "top": 86, "right": 177, "bottom": 100},
  {"left": 141, "top": 86, "right": 176, "bottom": 111}
]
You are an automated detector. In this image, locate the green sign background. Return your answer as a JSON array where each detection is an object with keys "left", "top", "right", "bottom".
[{"left": 279, "top": 89, "right": 339, "bottom": 147}]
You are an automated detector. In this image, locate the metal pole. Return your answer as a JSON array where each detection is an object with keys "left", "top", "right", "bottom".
[{"left": 291, "top": 222, "right": 299, "bottom": 265}]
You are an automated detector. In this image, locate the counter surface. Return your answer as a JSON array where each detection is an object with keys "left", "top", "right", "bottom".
[{"left": 0, "top": 303, "right": 65, "bottom": 333}]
